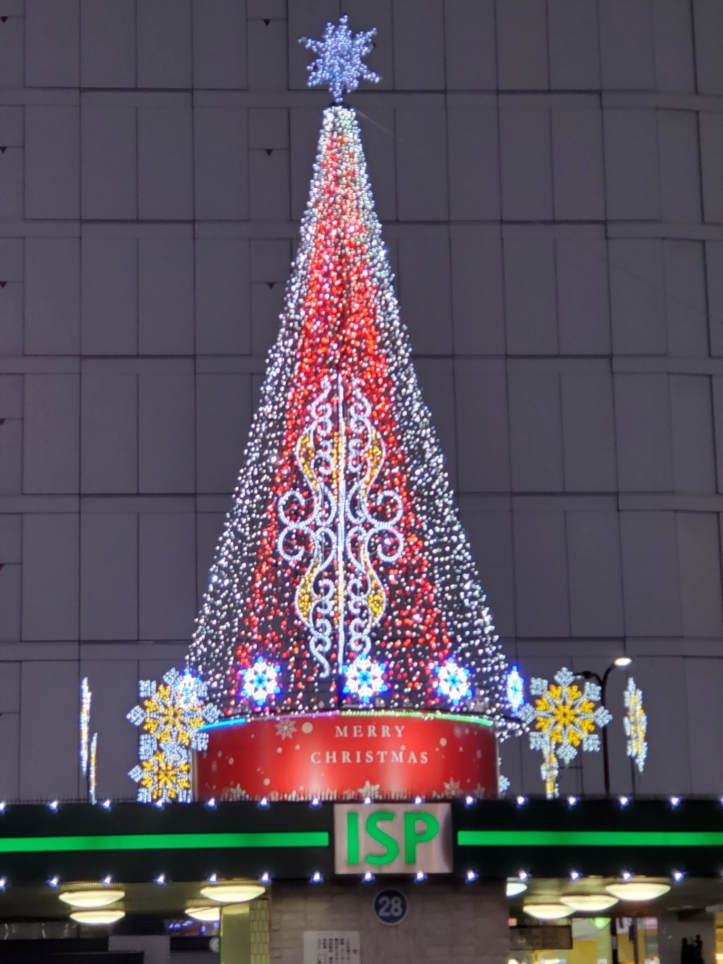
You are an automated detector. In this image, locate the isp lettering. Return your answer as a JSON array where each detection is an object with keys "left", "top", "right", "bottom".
[{"left": 346, "top": 809, "right": 440, "bottom": 867}]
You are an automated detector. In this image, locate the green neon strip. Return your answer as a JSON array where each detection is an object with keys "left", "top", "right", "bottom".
[
  {"left": 204, "top": 709, "right": 493, "bottom": 732},
  {"left": 0, "top": 831, "right": 328, "bottom": 854},
  {"left": 458, "top": 830, "right": 723, "bottom": 848}
]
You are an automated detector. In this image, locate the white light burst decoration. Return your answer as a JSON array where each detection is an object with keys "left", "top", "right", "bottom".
[
  {"left": 345, "top": 657, "right": 387, "bottom": 703},
  {"left": 241, "top": 658, "right": 281, "bottom": 707},
  {"left": 434, "top": 660, "right": 472, "bottom": 706},
  {"left": 624, "top": 677, "right": 647, "bottom": 773},
  {"left": 300, "top": 15, "right": 379, "bottom": 104},
  {"left": 80, "top": 677, "right": 91, "bottom": 776},
  {"left": 520, "top": 667, "right": 612, "bottom": 798}
]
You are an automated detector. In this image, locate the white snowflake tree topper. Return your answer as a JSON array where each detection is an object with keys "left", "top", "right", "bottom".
[{"left": 300, "top": 16, "right": 380, "bottom": 104}]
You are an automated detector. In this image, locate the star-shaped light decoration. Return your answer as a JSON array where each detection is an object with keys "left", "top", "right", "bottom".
[{"left": 300, "top": 15, "right": 380, "bottom": 104}]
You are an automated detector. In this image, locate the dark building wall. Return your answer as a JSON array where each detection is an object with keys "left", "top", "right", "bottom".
[{"left": 0, "top": 0, "right": 722, "bottom": 799}]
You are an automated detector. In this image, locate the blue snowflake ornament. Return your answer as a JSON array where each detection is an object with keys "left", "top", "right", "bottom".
[
  {"left": 300, "top": 16, "right": 380, "bottom": 104},
  {"left": 345, "top": 658, "right": 387, "bottom": 703}
]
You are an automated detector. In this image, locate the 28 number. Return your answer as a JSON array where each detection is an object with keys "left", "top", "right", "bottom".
[
  {"left": 378, "top": 895, "right": 403, "bottom": 918},
  {"left": 374, "top": 890, "right": 407, "bottom": 925}
]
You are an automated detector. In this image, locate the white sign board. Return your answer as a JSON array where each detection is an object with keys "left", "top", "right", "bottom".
[
  {"left": 303, "top": 931, "right": 361, "bottom": 964},
  {"left": 334, "top": 802, "right": 452, "bottom": 875}
]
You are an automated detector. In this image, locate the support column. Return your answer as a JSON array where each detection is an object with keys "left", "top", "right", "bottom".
[
  {"left": 221, "top": 904, "right": 251, "bottom": 964},
  {"left": 221, "top": 900, "right": 270, "bottom": 964}
]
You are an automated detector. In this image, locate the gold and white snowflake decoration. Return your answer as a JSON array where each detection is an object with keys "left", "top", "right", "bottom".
[
  {"left": 127, "top": 669, "right": 220, "bottom": 803},
  {"left": 129, "top": 745, "right": 192, "bottom": 803},
  {"left": 127, "top": 669, "right": 219, "bottom": 751},
  {"left": 520, "top": 667, "right": 611, "bottom": 794},
  {"left": 624, "top": 677, "right": 647, "bottom": 773}
]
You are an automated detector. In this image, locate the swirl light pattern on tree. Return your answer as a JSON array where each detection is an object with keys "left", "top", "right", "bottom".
[{"left": 278, "top": 377, "right": 403, "bottom": 677}]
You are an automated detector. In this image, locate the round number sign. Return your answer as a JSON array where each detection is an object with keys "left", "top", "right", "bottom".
[{"left": 373, "top": 889, "right": 408, "bottom": 926}]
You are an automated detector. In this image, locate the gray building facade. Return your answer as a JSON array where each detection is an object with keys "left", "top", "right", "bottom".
[{"left": 1, "top": 0, "right": 722, "bottom": 801}]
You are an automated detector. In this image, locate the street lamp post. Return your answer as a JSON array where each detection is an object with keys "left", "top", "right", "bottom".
[{"left": 577, "top": 656, "right": 632, "bottom": 796}]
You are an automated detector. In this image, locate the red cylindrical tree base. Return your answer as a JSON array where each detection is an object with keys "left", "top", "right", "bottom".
[{"left": 194, "top": 711, "right": 498, "bottom": 802}]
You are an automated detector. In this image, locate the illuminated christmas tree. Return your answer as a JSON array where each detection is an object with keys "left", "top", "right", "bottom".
[{"left": 188, "top": 17, "right": 516, "bottom": 736}]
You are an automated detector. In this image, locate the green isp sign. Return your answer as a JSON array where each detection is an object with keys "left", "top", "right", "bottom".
[{"left": 333, "top": 803, "right": 452, "bottom": 875}]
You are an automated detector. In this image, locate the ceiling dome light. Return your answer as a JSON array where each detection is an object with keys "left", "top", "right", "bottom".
[
  {"left": 560, "top": 894, "right": 619, "bottom": 912},
  {"left": 199, "top": 883, "right": 266, "bottom": 904},
  {"left": 59, "top": 889, "right": 125, "bottom": 909},
  {"left": 605, "top": 880, "right": 670, "bottom": 902},
  {"left": 523, "top": 904, "right": 573, "bottom": 921},
  {"left": 186, "top": 906, "right": 220, "bottom": 923},
  {"left": 70, "top": 909, "right": 125, "bottom": 925},
  {"left": 506, "top": 880, "right": 528, "bottom": 897}
]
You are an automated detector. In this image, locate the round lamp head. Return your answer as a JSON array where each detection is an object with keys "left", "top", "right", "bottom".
[
  {"left": 605, "top": 880, "right": 670, "bottom": 902},
  {"left": 199, "top": 883, "right": 266, "bottom": 904},
  {"left": 59, "top": 889, "right": 125, "bottom": 909},
  {"left": 70, "top": 909, "right": 125, "bottom": 925},
  {"left": 523, "top": 903, "right": 573, "bottom": 921},
  {"left": 186, "top": 906, "right": 221, "bottom": 923},
  {"left": 506, "top": 880, "right": 528, "bottom": 898},
  {"left": 560, "top": 894, "right": 619, "bottom": 912},
  {"left": 614, "top": 657, "right": 633, "bottom": 668}
]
